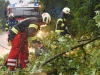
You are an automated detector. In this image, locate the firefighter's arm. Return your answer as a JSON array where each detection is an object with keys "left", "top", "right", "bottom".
[
  {"left": 28, "top": 36, "right": 41, "bottom": 48},
  {"left": 65, "top": 27, "right": 74, "bottom": 38},
  {"left": 16, "top": 20, "right": 18, "bottom": 24},
  {"left": 5, "top": 22, "right": 9, "bottom": 31},
  {"left": 28, "top": 27, "right": 40, "bottom": 43},
  {"left": 56, "top": 19, "right": 63, "bottom": 29},
  {"left": 28, "top": 24, "right": 40, "bottom": 46}
]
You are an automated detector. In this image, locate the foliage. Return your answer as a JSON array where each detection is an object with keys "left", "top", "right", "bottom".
[
  {"left": 1, "top": 32, "right": 100, "bottom": 75},
  {"left": 40, "top": 0, "right": 67, "bottom": 17},
  {"left": 67, "top": 0, "right": 100, "bottom": 37},
  {"left": 40, "top": 0, "right": 100, "bottom": 37},
  {"left": 93, "top": 10, "right": 100, "bottom": 36},
  {"left": 93, "top": 11, "right": 100, "bottom": 27},
  {"left": 1, "top": 0, "right": 100, "bottom": 75},
  {"left": 32, "top": 32, "right": 100, "bottom": 75},
  {"left": 0, "top": 0, "right": 9, "bottom": 31}
]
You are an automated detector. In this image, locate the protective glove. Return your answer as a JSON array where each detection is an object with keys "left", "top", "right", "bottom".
[
  {"left": 65, "top": 26, "right": 68, "bottom": 31},
  {"left": 65, "top": 26, "right": 74, "bottom": 38}
]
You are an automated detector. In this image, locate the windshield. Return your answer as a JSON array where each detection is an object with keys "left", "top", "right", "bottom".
[{"left": 11, "top": 7, "right": 40, "bottom": 17}]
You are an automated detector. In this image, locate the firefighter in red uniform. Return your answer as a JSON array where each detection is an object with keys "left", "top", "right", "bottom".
[
  {"left": 4, "top": 12, "right": 51, "bottom": 71},
  {"left": 55, "top": 7, "right": 73, "bottom": 37}
]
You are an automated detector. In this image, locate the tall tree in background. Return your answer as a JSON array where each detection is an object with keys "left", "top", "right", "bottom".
[
  {"left": 0, "top": 0, "right": 9, "bottom": 31},
  {"left": 67, "top": 0, "right": 100, "bottom": 37},
  {"left": 40, "top": 0, "right": 68, "bottom": 17}
]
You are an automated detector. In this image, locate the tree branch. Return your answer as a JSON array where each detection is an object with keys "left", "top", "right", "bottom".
[
  {"left": 38, "top": 36, "right": 100, "bottom": 69},
  {"left": 80, "top": 46, "right": 86, "bottom": 61}
]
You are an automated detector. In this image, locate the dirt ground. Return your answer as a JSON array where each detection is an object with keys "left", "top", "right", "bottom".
[{"left": 0, "top": 32, "right": 10, "bottom": 57}]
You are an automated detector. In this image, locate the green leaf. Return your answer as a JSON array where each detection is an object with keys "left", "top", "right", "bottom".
[
  {"left": 58, "top": 37, "right": 65, "bottom": 42},
  {"left": 64, "top": 45, "right": 71, "bottom": 52}
]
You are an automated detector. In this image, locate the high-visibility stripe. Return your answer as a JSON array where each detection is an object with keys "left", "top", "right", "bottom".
[
  {"left": 61, "top": 23, "right": 64, "bottom": 27},
  {"left": 28, "top": 24, "right": 38, "bottom": 29},
  {"left": 64, "top": 18, "right": 66, "bottom": 21},
  {"left": 6, "top": 23, "right": 8, "bottom": 26},
  {"left": 55, "top": 30, "right": 64, "bottom": 33},
  {"left": 5, "top": 28, "right": 8, "bottom": 30},
  {"left": 29, "top": 36, "right": 37, "bottom": 40},
  {"left": 26, "top": 63, "right": 29, "bottom": 66},
  {"left": 7, "top": 63, "right": 16, "bottom": 66},
  {"left": 11, "top": 27, "right": 18, "bottom": 34},
  {"left": 56, "top": 18, "right": 63, "bottom": 29},
  {"left": 57, "top": 18, "right": 63, "bottom": 22},
  {"left": 8, "top": 59, "right": 17, "bottom": 62},
  {"left": 24, "top": 59, "right": 29, "bottom": 63}
]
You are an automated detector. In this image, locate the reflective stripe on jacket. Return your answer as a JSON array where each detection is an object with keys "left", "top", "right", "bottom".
[
  {"left": 28, "top": 24, "right": 38, "bottom": 29},
  {"left": 11, "top": 27, "right": 19, "bottom": 34},
  {"left": 55, "top": 18, "right": 65, "bottom": 33},
  {"left": 5, "top": 19, "right": 18, "bottom": 31},
  {"left": 28, "top": 24, "right": 39, "bottom": 41}
]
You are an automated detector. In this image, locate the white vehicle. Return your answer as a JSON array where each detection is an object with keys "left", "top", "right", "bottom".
[{"left": 4, "top": 0, "right": 41, "bottom": 22}]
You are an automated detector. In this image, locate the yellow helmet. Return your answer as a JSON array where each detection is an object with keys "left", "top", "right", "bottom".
[
  {"left": 62, "top": 7, "right": 70, "bottom": 14},
  {"left": 42, "top": 12, "right": 51, "bottom": 24}
]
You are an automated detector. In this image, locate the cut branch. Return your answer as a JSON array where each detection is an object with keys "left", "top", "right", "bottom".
[
  {"left": 80, "top": 47, "right": 86, "bottom": 61},
  {"left": 38, "top": 36, "right": 100, "bottom": 69}
]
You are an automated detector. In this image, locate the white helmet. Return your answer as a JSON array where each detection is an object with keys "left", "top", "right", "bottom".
[
  {"left": 9, "top": 13, "right": 14, "bottom": 18},
  {"left": 42, "top": 12, "right": 51, "bottom": 24},
  {"left": 62, "top": 7, "right": 70, "bottom": 14}
]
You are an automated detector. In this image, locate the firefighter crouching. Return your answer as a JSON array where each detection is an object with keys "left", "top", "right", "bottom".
[
  {"left": 5, "top": 13, "right": 18, "bottom": 42},
  {"left": 55, "top": 7, "right": 73, "bottom": 37},
  {"left": 4, "top": 12, "right": 51, "bottom": 71}
]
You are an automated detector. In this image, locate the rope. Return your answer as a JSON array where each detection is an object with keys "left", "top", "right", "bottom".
[{"left": 0, "top": 44, "right": 9, "bottom": 50}]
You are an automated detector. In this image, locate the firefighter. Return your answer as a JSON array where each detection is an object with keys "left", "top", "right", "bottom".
[
  {"left": 55, "top": 7, "right": 73, "bottom": 37},
  {"left": 5, "top": 13, "right": 18, "bottom": 32},
  {"left": 5, "top": 13, "right": 18, "bottom": 42},
  {"left": 4, "top": 12, "right": 51, "bottom": 71}
]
